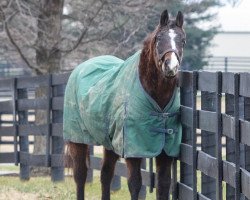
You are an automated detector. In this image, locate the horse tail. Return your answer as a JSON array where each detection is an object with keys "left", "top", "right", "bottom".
[
  {"left": 64, "top": 142, "right": 90, "bottom": 170},
  {"left": 64, "top": 142, "right": 73, "bottom": 169}
]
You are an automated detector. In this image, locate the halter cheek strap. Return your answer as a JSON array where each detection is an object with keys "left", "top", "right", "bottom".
[{"left": 157, "top": 48, "right": 181, "bottom": 67}]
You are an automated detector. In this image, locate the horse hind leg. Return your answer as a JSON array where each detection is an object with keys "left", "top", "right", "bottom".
[
  {"left": 125, "top": 158, "right": 142, "bottom": 200},
  {"left": 156, "top": 151, "right": 173, "bottom": 200},
  {"left": 67, "top": 142, "right": 88, "bottom": 200},
  {"left": 101, "top": 148, "right": 120, "bottom": 200}
]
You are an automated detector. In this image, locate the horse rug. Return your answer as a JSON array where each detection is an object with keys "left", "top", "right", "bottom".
[{"left": 63, "top": 51, "right": 182, "bottom": 158}]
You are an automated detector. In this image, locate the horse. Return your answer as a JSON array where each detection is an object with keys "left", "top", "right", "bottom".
[{"left": 64, "top": 9, "right": 186, "bottom": 200}]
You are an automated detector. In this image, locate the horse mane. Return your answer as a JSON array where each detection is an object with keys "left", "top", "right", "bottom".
[
  {"left": 138, "top": 27, "right": 177, "bottom": 109},
  {"left": 139, "top": 28, "right": 159, "bottom": 92}
]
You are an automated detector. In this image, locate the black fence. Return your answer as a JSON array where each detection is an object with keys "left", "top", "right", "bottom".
[
  {"left": 0, "top": 71, "right": 250, "bottom": 200},
  {"left": 179, "top": 71, "right": 250, "bottom": 200}
]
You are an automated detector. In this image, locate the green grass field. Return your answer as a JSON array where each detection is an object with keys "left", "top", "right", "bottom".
[
  {"left": 0, "top": 176, "right": 157, "bottom": 200},
  {"left": 0, "top": 165, "right": 156, "bottom": 200},
  {"left": 1, "top": 176, "right": 148, "bottom": 200},
  {"left": 0, "top": 163, "right": 227, "bottom": 200}
]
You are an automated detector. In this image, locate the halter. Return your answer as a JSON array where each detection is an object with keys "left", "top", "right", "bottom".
[{"left": 156, "top": 48, "right": 181, "bottom": 68}]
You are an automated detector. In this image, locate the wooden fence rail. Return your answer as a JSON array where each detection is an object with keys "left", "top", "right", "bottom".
[{"left": 0, "top": 71, "right": 249, "bottom": 200}]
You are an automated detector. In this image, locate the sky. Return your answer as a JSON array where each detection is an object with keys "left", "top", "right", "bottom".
[{"left": 217, "top": 0, "right": 250, "bottom": 32}]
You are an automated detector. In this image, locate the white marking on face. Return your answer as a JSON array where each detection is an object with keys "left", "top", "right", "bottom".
[
  {"left": 169, "top": 52, "right": 179, "bottom": 70},
  {"left": 168, "top": 29, "right": 179, "bottom": 71},
  {"left": 169, "top": 29, "right": 177, "bottom": 50}
]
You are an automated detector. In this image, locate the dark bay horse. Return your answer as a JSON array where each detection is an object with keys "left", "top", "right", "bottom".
[{"left": 65, "top": 10, "right": 186, "bottom": 200}]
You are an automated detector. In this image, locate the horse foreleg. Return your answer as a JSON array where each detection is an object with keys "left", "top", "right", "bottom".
[
  {"left": 101, "top": 148, "right": 119, "bottom": 200},
  {"left": 156, "top": 151, "right": 173, "bottom": 200},
  {"left": 125, "top": 158, "right": 142, "bottom": 200},
  {"left": 68, "top": 142, "right": 88, "bottom": 200}
]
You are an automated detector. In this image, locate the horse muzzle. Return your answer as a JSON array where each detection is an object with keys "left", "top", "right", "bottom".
[
  {"left": 162, "top": 53, "right": 179, "bottom": 78},
  {"left": 165, "top": 67, "right": 178, "bottom": 77}
]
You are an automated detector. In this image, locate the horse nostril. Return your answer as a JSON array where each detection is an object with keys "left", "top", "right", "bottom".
[{"left": 164, "top": 60, "right": 170, "bottom": 67}]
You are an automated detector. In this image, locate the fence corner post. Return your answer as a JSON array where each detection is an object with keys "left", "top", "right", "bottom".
[
  {"left": 138, "top": 158, "right": 147, "bottom": 199},
  {"left": 51, "top": 83, "right": 65, "bottom": 182},
  {"left": 86, "top": 145, "right": 94, "bottom": 183},
  {"left": 18, "top": 88, "right": 30, "bottom": 180},
  {"left": 111, "top": 173, "right": 121, "bottom": 191}
]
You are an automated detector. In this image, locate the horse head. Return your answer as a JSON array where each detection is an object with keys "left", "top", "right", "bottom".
[{"left": 154, "top": 10, "right": 186, "bottom": 78}]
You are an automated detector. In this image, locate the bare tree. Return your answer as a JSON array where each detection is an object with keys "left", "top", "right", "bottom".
[
  {"left": 0, "top": 0, "right": 153, "bottom": 175},
  {"left": 1, "top": 0, "right": 65, "bottom": 175},
  {"left": 0, "top": 0, "right": 155, "bottom": 72},
  {"left": 0, "top": 0, "right": 243, "bottom": 73}
]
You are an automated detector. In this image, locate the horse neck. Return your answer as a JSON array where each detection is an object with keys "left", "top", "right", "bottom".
[{"left": 138, "top": 46, "right": 177, "bottom": 110}]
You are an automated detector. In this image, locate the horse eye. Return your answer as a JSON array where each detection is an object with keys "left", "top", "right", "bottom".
[
  {"left": 182, "top": 39, "right": 186, "bottom": 47},
  {"left": 156, "top": 35, "right": 162, "bottom": 40}
]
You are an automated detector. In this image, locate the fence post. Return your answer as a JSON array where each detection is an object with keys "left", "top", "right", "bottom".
[
  {"left": 0, "top": 113, "right": 1, "bottom": 145},
  {"left": 239, "top": 73, "right": 250, "bottom": 200},
  {"left": 192, "top": 71, "right": 198, "bottom": 200},
  {"left": 180, "top": 72, "right": 193, "bottom": 188},
  {"left": 243, "top": 97, "right": 250, "bottom": 194},
  {"left": 86, "top": 145, "right": 93, "bottom": 183},
  {"left": 111, "top": 173, "right": 121, "bottom": 191},
  {"left": 111, "top": 158, "right": 121, "bottom": 191},
  {"left": 12, "top": 78, "right": 18, "bottom": 165},
  {"left": 149, "top": 158, "right": 154, "bottom": 193},
  {"left": 239, "top": 96, "right": 246, "bottom": 200},
  {"left": 172, "top": 158, "right": 178, "bottom": 200},
  {"left": 244, "top": 108, "right": 250, "bottom": 200},
  {"left": 138, "top": 158, "right": 147, "bottom": 199},
  {"left": 201, "top": 91, "right": 216, "bottom": 200},
  {"left": 46, "top": 75, "right": 52, "bottom": 167},
  {"left": 18, "top": 88, "right": 30, "bottom": 180},
  {"left": 225, "top": 94, "right": 235, "bottom": 200},
  {"left": 215, "top": 72, "right": 222, "bottom": 200},
  {"left": 234, "top": 74, "right": 240, "bottom": 200},
  {"left": 51, "top": 84, "right": 65, "bottom": 181}
]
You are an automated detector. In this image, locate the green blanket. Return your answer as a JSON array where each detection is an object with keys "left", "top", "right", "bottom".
[{"left": 63, "top": 51, "right": 182, "bottom": 158}]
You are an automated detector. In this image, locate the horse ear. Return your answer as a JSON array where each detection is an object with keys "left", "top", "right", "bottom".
[
  {"left": 160, "top": 9, "right": 169, "bottom": 27},
  {"left": 176, "top": 11, "right": 184, "bottom": 27}
]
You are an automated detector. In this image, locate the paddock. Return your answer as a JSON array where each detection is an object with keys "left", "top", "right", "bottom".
[{"left": 0, "top": 71, "right": 249, "bottom": 200}]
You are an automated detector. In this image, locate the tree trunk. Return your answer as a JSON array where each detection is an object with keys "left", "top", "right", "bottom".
[
  {"left": 36, "top": 0, "right": 64, "bottom": 74},
  {"left": 31, "top": 0, "right": 64, "bottom": 176},
  {"left": 31, "top": 86, "right": 51, "bottom": 176}
]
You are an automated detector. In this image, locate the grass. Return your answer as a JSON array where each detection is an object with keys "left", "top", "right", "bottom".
[
  {"left": 0, "top": 173, "right": 228, "bottom": 200},
  {"left": 0, "top": 176, "right": 76, "bottom": 200},
  {"left": 0, "top": 164, "right": 19, "bottom": 172},
  {"left": 0, "top": 161, "right": 228, "bottom": 199},
  {"left": 0, "top": 166, "right": 156, "bottom": 200}
]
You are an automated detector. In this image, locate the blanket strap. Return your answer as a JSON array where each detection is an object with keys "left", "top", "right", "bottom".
[
  {"left": 150, "top": 127, "right": 178, "bottom": 135},
  {"left": 149, "top": 111, "right": 179, "bottom": 135},
  {"left": 150, "top": 111, "right": 180, "bottom": 118}
]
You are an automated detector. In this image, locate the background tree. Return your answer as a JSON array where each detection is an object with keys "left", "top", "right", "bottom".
[
  {"left": 0, "top": 0, "right": 65, "bottom": 175},
  {"left": 110, "top": 0, "right": 220, "bottom": 70},
  {"left": 0, "top": 0, "right": 154, "bottom": 175},
  {"left": 0, "top": 0, "right": 239, "bottom": 73},
  {"left": 165, "top": 0, "right": 220, "bottom": 70}
]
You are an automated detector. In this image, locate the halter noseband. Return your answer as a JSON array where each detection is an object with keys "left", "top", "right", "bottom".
[{"left": 157, "top": 49, "right": 181, "bottom": 67}]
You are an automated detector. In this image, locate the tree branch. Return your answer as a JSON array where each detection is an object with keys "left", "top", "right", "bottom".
[
  {"left": 0, "top": 6, "right": 43, "bottom": 74},
  {"left": 82, "top": 13, "right": 129, "bottom": 43},
  {"left": 60, "top": 0, "right": 106, "bottom": 55},
  {"left": 112, "top": 23, "right": 142, "bottom": 55}
]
